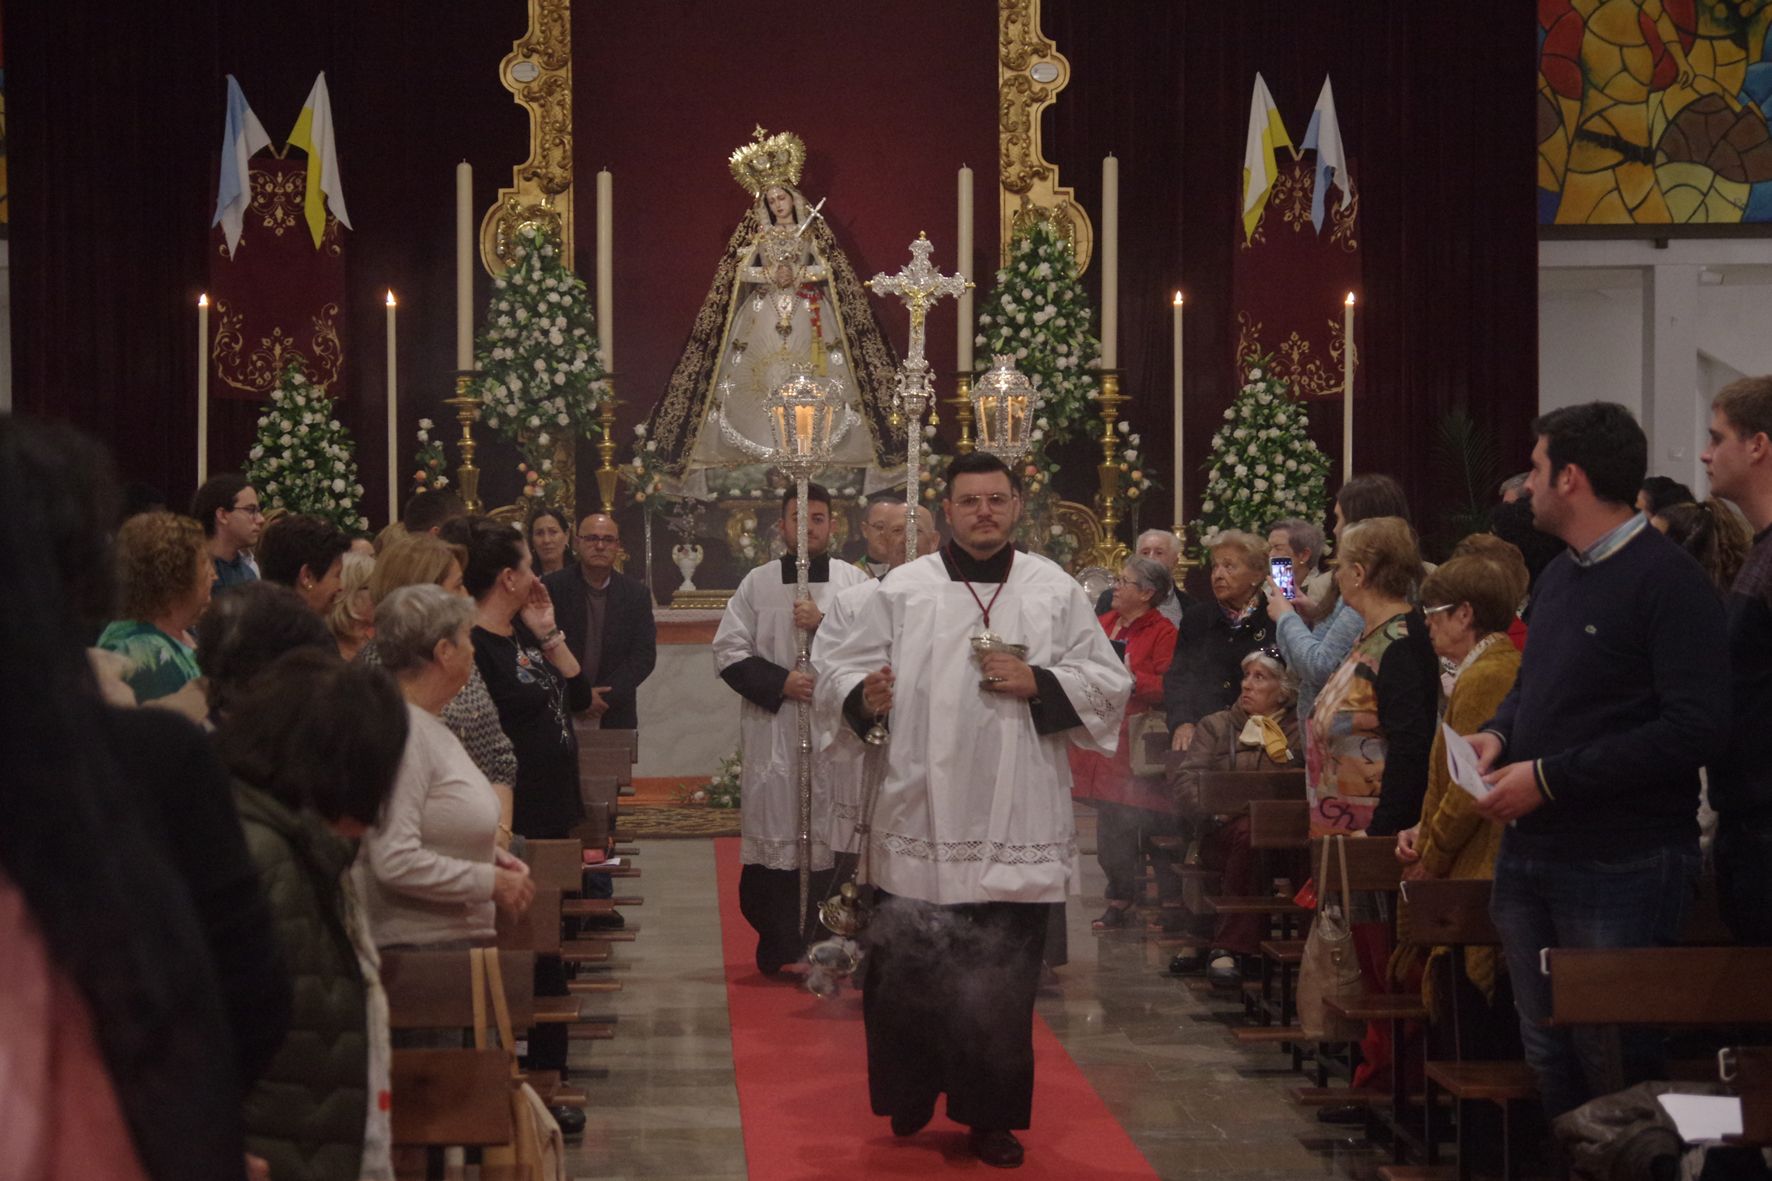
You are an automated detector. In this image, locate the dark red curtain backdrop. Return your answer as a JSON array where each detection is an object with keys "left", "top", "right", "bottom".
[
  {"left": 7, "top": 1, "right": 527, "bottom": 519},
  {"left": 1044, "top": 0, "right": 1540, "bottom": 540},
  {"left": 570, "top": 1, "right": 1000, "bottom": 464},
  {"left": 9, "top": 0, "right": 1537, "bottom": 546}
]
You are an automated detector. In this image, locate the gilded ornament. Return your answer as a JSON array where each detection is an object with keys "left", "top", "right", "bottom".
[
  {"left": 213, "top": 299, "right": 342, "bottom": 394},
  {"left": 483, "top": 0, "right": 575, "bottom": 276},
  {"left": 997, "top": 0, "right": 1091, "bottom": 271},
  {"left": 728, "top": 127, "right": 808, "bottom": 196}
]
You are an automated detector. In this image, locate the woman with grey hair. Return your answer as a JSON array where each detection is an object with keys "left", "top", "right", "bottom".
[
  {"left": 1164, "top": 529, "right": 1275, "bottom": 752},
  {"left": 1167, "top": 645, "right": 1304, "bottom": 980},
  {"left": 355, "top": 584, "right": 534, "bottom": 954},
  {"left": 1069, "top": 555, "right": 1179, "bottom": 929}
]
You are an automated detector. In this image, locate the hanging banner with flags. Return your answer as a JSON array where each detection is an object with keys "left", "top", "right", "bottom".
[
  {"left": 1241, "top": 72, "right": 1293, "bottom": 244},
  {"left": 212, "top": 75, "right": 271, "bottom": 258},
  {"left": 205, "top": 78, "right": 348, "bottom": 403},
  {"left": 287, "top": 72, "right": 352, "bottom": 249},
  {"left": 1231, "top": 74, "right": 1362, "bottom": 403}
]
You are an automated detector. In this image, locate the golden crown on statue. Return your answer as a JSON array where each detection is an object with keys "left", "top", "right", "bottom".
[{"left": 729, "top": 125, "right": 807, "bottom": 196}]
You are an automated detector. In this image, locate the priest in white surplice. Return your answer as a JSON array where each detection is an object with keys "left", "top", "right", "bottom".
[
  {"left": 713, "top": 483, "right": 869, "bottom": 974},
  {"left": 816, "top": 453, "right": 1131, "bottom": 1169},
  {"left": 812, "top": 501, "right": 938, "bottom": 865}
]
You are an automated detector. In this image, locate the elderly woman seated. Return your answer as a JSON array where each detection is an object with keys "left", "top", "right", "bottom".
[
  {"left": 1163, "top": 529, "right": 1275, "bottom": 752},
  {"left": 1069, "top": 555, "right": 1179, "bottom": 930},
  {"left": 1167, "top": 648, "right": 1302, "bottom": 981}
]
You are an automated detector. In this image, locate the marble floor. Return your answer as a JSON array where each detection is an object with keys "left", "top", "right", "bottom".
[{"left": 564, "top": 817, "right": 1387, "bottom": 1180}]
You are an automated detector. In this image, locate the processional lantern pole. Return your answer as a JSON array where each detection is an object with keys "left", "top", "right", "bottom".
[
  {"left": 714, "top": 371, "right": 858, "bottom": 931},
  {"left": 867, "top": 233, "right": 970, "bottom": 563}
]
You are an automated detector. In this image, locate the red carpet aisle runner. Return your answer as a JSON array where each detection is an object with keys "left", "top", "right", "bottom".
[{"left": 714, "top": 838, "right": 1160, "bottom": 1179}]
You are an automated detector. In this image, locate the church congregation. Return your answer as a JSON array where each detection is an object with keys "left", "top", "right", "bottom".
[{"left": 11, "top": 2, "right": 1772, "bottom": 1178}]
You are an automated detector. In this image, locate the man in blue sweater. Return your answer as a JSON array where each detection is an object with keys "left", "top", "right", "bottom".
[
  {"left": 1702, "top": 376, "right": 1772, "bottom": 945},
  {"left": 1468, "top": 402, "right": 1729, "bottom": 1120}
]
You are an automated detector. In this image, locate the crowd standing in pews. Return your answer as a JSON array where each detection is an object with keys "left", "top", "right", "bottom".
[{"left": 4, "top": 375, "right": 1770, "bottom": 1176}]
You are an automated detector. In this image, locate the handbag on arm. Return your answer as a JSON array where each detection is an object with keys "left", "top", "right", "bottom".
[{"left": 1295, "top": 835, "right": 1366, "bottom": 1042}]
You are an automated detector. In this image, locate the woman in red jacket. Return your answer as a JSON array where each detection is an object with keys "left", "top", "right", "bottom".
[{"left": 1071, "top": 555, "right": 1180, "bottom": 930}]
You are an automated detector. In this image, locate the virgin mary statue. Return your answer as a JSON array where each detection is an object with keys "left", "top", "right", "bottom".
[{"left": 643, "top": 127, "right": 905, "bottom": 478}]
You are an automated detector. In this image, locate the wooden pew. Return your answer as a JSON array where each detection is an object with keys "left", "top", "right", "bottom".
[
  {"left": 383, "top": 948, "right": 528, "bottom": 1173},
  {"left": 1309, "top": 836, "right": 1427, "bottom": 1163},
  {"left": 1547, "top": 947, "right": 1772, "bottom": 1027},
  {"left": 1398, "top": 878, "right": 1535, "bottom": 1181},
  {"left": 1725, "top": 1046, "right": 1772, "bottom": 1148}
]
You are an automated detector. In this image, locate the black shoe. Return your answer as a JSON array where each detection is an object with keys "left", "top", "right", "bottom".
[
  {"left": 890, "top": 1099, "right": 936, "bottom": 1138},
  {"left": 1205, "top": 950, "right": 1242, "bottom": 987},
  {"left": 1316, "top": 1103, "right": 1367, "bottom": 1126},
  {"left": 549, "top": 1103, "right": 586, "bottom": 1136},
  {"left": 1168, "top": 949, "right": 1207, "bottom": 975},
  {"left": 968, "top": 1128, "right": 1024, "bottom": 1169}
]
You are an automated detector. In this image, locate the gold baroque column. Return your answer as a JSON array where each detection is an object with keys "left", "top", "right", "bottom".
[
  {"left": 999, "top": 0, "right": 1093, "bottom": 270},
  {"left": 481, "top": 0, "right": 575, "bottom": 277}
]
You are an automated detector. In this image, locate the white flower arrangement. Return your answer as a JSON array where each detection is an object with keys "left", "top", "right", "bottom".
[
  {"left": 1191, "top": 353, "right": 1330, "bottom": 541},
  {"left": 411, "top": 418, "right": 450, "bottom": 493},
  {"left": 474, "top": 224, "right": 610, "bottom": 469},
  {"left": 975, "top": 220, "right": 1100, "bottom": 447},
  {"left": 246, "top": 362, "right": 369, "bottom": 532}
]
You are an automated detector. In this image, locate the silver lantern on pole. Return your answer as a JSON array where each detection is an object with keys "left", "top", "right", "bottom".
[
  {"left": 971, "top": 354, "right": 1041, "bottom": 465},
  {"left": 714, "top": 368, "right": 858, "bottom": 932}
]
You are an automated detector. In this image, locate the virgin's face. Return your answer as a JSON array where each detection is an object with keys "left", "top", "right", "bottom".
[{"left": 766, "top": 187, "right": 795, "bottom": 225}]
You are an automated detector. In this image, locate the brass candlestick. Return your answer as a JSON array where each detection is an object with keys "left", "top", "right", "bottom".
[
  {"left": 1080, "top": 370, "right": 1131, "bottom": 570},
  {"left": 445, "top": 370, "right": 484, "bottom": 513},
  {"left": 594, "top": 376, "right": 620, "bottom": 513},
  {"left": 948, "top": 373, "right": 976, "bottom": 454}
]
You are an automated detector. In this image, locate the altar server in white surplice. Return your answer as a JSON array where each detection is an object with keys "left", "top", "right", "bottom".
[
  {"left": 816, "top": 453, "right": 1130, "bottom": 1170},
  {"left": 713, "top": 483, "right": 868, "bottom": 975},
  {"left": 812, "top": 501, "right": 938, "bottom": 864}
]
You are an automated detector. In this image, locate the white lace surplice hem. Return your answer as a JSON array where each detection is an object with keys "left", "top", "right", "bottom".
[{"left": 740, "top": 834, "right": 835, "bottom": 873}]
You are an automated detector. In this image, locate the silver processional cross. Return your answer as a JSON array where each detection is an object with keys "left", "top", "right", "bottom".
[{"left": 868, "top": 233, "right": 970, "bottom": 561}]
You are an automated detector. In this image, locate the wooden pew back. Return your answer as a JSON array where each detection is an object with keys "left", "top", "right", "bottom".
[
  {"left": 1194, "top": 769, "right": 1307, "bottom": 814},
  {"left": 388, "top": 1050, "right": 513, "bottom": 1146},
  {"left": 1309, "top": 835, "right": 1405, "bottom": 895},
  {"left": 1547, "top": 948, "right": 1772, "bottom": 1027},
  {"left": 1247, "top": 799, "right": 1309, "bottom": 850},
  {"left": 1399, "top": 877, "right": 1501, "bottom": 947},
  {"left": 381, "top": 949, "right": 538, "bottom": 1029},
  {"left": 496, "top": 887, "right": 563, "bottom": 955},
  {"left": 523, "top": 839, "right": 585, "bottom": 895}
]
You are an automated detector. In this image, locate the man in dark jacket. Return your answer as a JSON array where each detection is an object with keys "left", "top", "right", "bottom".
[
  {"left": 543, "top": 512, "right": 657, "bottom": 730},
  {"left": 1471, "top": 403, "right": 1728, "bottom": 1119}
]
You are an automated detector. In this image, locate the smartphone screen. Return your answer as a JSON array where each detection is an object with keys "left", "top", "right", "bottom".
[{"left": 1269, "top": 556, "right": 1297, "bottom": 601}]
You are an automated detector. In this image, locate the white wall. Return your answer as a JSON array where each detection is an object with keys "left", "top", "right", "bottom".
[{"left": 1539, "top": 239, "right": 1772, "bottom": 497}]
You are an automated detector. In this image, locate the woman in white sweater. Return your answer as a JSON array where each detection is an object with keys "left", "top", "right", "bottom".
[{"left": 358, "top": 584, "right": 534, "bottom": 949}]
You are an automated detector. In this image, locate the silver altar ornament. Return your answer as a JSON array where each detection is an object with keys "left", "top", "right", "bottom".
[{"left": 972, "top": 354, "right": 1040, "bottom": 465}]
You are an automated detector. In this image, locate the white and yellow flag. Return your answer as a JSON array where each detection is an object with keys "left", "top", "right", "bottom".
[
  {"left": 1240, "top": 72, "right": 1292, "bottom": 243},
  {"left": 287, "top": 72, "right": 352, "bottom": 249}
]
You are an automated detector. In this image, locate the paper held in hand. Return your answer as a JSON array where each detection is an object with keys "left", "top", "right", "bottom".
[{"left": 1442, "top": 723, "right": 1492, "bottom": 801}]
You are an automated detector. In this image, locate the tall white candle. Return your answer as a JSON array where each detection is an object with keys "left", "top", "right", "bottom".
[
  {"left": 386, "top": 291, "right": 399, "bottom": 525},
  {"left": 957, "top": 164, "right": 975, "bottom": 373},
  {"left": 1342, "top": 292, "right": 1356, "bottom": 483},
  {"left": 456, "top": 161, "right": 473, "bottom": 371},
  {"left": 1172, "top": 292, "right": 1184, "bottom": 526},
  {"left": 197, "top": 293, "right": 210, "bottom": 484},
  {"left": 1101, "top": 154, "right": 1119, "bottom": 369},
  {"left": 596, "top": 168, "right": 614, "bottom": 374}
]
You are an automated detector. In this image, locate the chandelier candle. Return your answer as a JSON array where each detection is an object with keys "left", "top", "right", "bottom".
[
  {"left": 1101, "top": 154, "right": 1119, "bottom": 369},
  {"left": 1343, "top": 292, "right": 1356, "bottom": 482},
  {"left": 385, "top": 290, "right": 398, "bottom": 525},
  {"left": 597, "top": 168, "right": 614, "bottom": 373},
  {"left": 455, "top": 162, "right": 472, "bottom": 371},
  {"left": 957, "top": 165, "right": 974, "bottom": 374},
  {"left": 1172, "top": 292, "right": 1184, "bottom": 528},
  {"left": 197, "top": 293, "right": 210, "bottom": 484}
]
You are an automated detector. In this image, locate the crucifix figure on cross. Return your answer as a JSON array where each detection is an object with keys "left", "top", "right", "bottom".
[
  {"left": 867, "top": 233, "right": 971, "bottom": 562},
  {"left": 867, "top": 232, "right": 970, "bottom": 376}
]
